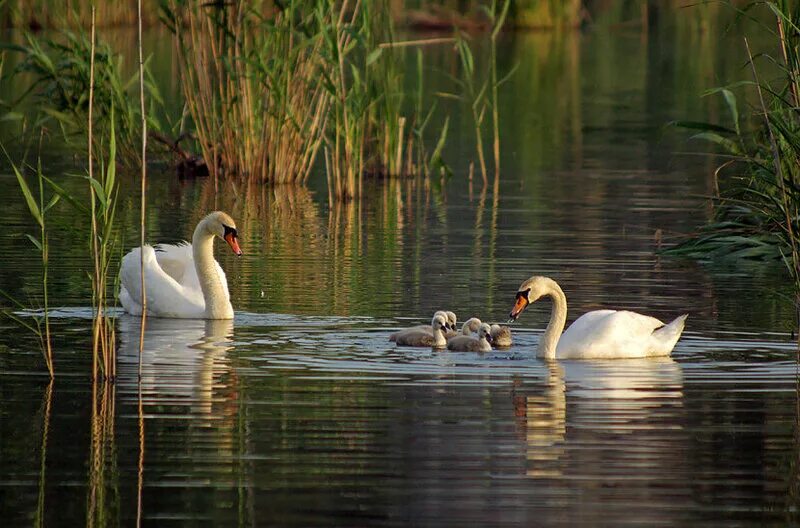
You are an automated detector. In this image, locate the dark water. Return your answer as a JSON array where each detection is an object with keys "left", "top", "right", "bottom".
[{"left": 2, "top": 10, "right": 800, "bottom": 527}]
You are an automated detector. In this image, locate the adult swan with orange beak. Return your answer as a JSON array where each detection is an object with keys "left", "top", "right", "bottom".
[
  {"left": 509, "top": 275, "right": 687, "bottom": 360},
  {"left": 120, "top": 211, "right": 243, "bottom": 319}
]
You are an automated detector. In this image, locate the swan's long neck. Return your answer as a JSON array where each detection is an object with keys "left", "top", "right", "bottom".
[
  {"left": 538, "top": 279, "right": 568, "bottom": 359},
  {"left": 192, "top": 220, "right": 232, "bottom": 319}
]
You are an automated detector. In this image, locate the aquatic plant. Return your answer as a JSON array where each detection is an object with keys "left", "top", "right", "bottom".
[
  {"left": 452, "top": 0, "right": 512, "bottom": 184},
  {"left": 669, "top": 1, "right": 800, "bottom": 292},
  {"left": 163, "top": 0, "right": 331, "bottom": 184},
  {"left": 0, "top": 1, "right": 163, "bottom": 29},
  {"left": 87, "top": 10, "right": 119, "bottom": 380},
  {"left": 2, "top": 25, "right": 157, "bottom": 165},
  {"left": 0, "top": 139, "right": 56, "bottom": 378}
]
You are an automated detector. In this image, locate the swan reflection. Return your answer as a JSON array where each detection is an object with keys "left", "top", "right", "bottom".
[
  {"left": 516, "top": 358, "right": 684, "bottom": 478},
  {"left": 117, "top": 317, "right": 235, "bottom": 415}
]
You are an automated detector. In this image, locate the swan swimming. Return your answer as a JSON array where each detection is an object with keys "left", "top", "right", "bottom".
[
  {"left": 509, "top": 275, "right": 686, "bottom": 360},
  {"left": 119, "top": 211, "right": 242, "bottom": 319}
]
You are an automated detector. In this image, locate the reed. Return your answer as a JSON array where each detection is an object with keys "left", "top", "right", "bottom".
[
  {"left": 0, "top": 144, "right": 56, "bottom": 378},
  {"left": 3, "top": 26, "right": 149, "bottom": 165},
  {"left": 668, "top": 1, "right": 800, "bottom": 292},
  {"left": 452, "top": 0, "right": 511, "bottom": 184},
  {"left": 88, "top": 8, "right": 119, "bottom": 381},
  {"left": 164, "top": 0, "right": 330, "bottom": 183},
  {"left": 323, "top": 0, "right": 368, "bottom": 201}
]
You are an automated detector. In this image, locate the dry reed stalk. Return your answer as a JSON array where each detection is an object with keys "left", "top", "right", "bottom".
[{"left": 137, "top": 0, "right": 147, "bottom": 375}]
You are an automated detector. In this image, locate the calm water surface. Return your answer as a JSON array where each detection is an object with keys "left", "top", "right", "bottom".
[{"left": 2, "top": 14, "right": 800, "bottom": 527}]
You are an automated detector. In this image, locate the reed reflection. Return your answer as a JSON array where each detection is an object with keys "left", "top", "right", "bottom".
[{"left": 178, "top": 177, "right": 442, "bottom": 316}]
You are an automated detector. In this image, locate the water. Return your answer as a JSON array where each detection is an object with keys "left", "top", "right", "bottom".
[{"left": 2, "top": 10, "right": 800, "bottom": 527}]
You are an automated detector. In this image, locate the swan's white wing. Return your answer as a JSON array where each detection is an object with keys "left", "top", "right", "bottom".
[
  {"left": 119, "top": 245, "right": 205, "bottom": 318},
  {"left": 153, "top": 243, "right": 194, "bottom": 286},
  {"left": 558, "top": 310, "right": 666, "bottom": 359}
]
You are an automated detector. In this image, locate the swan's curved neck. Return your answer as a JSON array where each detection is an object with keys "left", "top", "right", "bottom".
[
  {"left": 539, "top": 279, "right": 567, "bottom": 359},
  {"left": 192, "top": 220, "right": 231, "bottom": 319}
]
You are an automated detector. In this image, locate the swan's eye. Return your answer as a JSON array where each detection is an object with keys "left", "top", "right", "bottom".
[{"left": 223, "top": 225, "right": 238, "bottom": 238}]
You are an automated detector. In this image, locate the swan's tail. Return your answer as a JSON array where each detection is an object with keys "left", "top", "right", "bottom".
[{"left": 651, "top": 314, "right": 688, "bottom": 355}]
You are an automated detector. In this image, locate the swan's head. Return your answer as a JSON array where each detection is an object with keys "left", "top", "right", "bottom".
[
  {"left": 478, "top": 323, "right": 493, "bottom": 343},
  {"left": 203, "top": 211, "right": 242, "bottom": 256},
  {"left": 509, "top": 275, "right": 551, "bottom": 320},
  {"left": 431, "top": 312, "right": 448, "bottom": 332},
  {"left": 445, "top": 311, "right": 457, "bottom": 330},
  {"left": 462, "top": 317, "right": 483, "bottom": 334}
]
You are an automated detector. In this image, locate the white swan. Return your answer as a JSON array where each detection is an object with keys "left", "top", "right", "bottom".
[
  {"left": 119, "top": 211, "right": 242, "bottom": 319},
  {"left": 509, "top": 276, "right": 687, "bottom": 359}
]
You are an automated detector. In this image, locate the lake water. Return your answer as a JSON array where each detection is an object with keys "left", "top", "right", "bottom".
[{"left": 2, "top": 10, "right": 800, "bottom": 527}]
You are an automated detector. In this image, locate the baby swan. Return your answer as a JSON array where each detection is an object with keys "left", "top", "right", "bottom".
[
  {"left": 490, "top": 324, "right": 513, "bottom": 348},
  {"left": 456, "top": 317, "right": 483, "bottom": 336},
  {"left": 395, "top": 313, "right": 449, "bottom": 349},
  {"left": 389, "top": 310, "right": 451, "bottom": 342},
  {"left": 447, "top": 323, "right": 493, "bottom": 352}
]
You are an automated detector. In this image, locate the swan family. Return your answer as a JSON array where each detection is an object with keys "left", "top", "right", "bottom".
[{"left": 119, "top": 212, "right": 687, "bottom": 360}]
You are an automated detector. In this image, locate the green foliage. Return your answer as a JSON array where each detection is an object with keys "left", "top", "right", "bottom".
[
  {"left": 2, "top": 28, "right": 162, "bottom": 165},
  {"left": 0, "top": 141, "right": 56, "bottom": 377},
  {"left": 669, "top": 1, "right": 800, "bottom": 289}
]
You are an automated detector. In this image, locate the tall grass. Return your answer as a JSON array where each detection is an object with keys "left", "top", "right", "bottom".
[
  {"left": 163, "top": 0, "right": 330, "bottom": 183},
  {"left": 165, "top": 0, "right": 451, "bottom": 200},
  {"left": 87, "top": 9, "right": 119, "bottom": 380},
  {"left": 669, "top": 1, "right": 800, "bottom": 292},
  {"left": 0, "top": 1, "right": 163, "bottom": 29},
  {"left": 453, "top": 0, "right": 512, "bottom": 184},
  {"left": 1, "top": 141, "right": 56, "bottom": 378},
  {"left": 3, "top": 27, "right": 155, "bottom": 165}
]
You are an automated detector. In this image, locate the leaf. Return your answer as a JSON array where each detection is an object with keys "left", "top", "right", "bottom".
[
  {"left": 492, "top": 0, "right": 511, "bottom": 40},
  {"left": 690, "top": 132, "right": 742, "bottom": 155},
  {"left": 41, "top": 174, "right": 88, "bottom": 214},
  {"left": 43, "top": 193, "right": 60, "bottom": 213},
  {"left": 24, "top": 234, "right": 42, "bottom": 251},
  {"left": 669, "top": 120, "right": 736, "bottom": 134},
  {"left": 720, "top": 89, "right": 740, "bottom": 136},
  {"left": 366, "top": 47, "right": 383, "bottom": 67},
  {"left": 1, "top": 145, "right": 43, "bottom": 227},
  {"left": 87, "top": 176, "right": 108, "bottom": 210}
]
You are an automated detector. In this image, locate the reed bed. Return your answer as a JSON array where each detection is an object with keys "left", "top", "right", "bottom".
[
  {"left": 669, "top": 1, "right": 800, "bottom": 292},
  {"left": 165, "top": 0, "right": 331, "bottom": 183}
]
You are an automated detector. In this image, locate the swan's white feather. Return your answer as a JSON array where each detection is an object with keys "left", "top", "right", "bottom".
[
  {"left": 119, "top": 242, "right": 230, "bottom": 319},
  {"left": 556, "top": 310, "right": 686, "bottom": 359}
]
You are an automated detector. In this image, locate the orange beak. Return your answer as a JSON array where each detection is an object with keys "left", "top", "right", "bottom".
[
  {"left": 224, "top": 232, "right": 242, "bottom": 256},
  {"left": 509, "top": 295, "right": 529, "bottom": 320}
]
